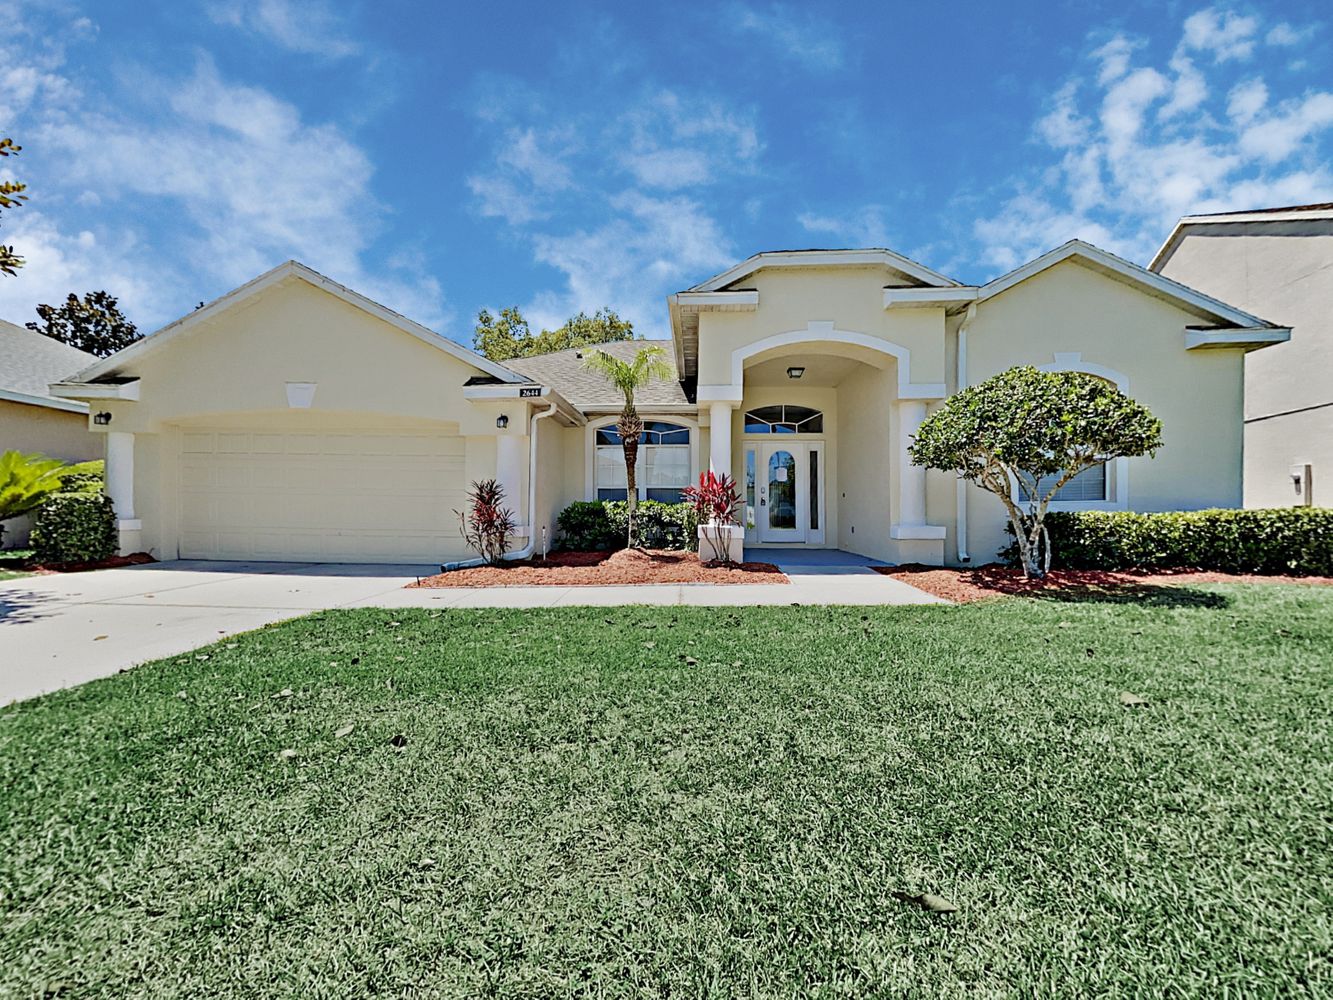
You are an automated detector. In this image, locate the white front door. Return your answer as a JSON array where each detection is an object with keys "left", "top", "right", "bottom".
[{"left": 757, "top": 442, "right": 821, "bottom": 543}]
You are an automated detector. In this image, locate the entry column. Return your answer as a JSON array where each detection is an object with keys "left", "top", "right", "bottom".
[
  {"left": 708, "top": 401, "right": 736, "bottom": 479},
  {"left": 105, "top": 431, "right": 142, "bottom": 555}
]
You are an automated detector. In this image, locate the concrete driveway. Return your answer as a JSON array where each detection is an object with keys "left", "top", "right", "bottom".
[
  {"left": 0, "top": 561, "right": 436, "bottom": 706},
  {"left": 1, "top": 556, "right": 944, "bottom": 705}
]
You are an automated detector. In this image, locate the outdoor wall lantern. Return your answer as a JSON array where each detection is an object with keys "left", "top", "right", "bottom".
[
  {"left": 496, "top": 414, "right": 509, "bottom": 429},
  {"left": 93, "top": 411, "right": 112, "bottom": 425},
  {"left": 786, "top": 366, "right": 805, "bottom": 379}
]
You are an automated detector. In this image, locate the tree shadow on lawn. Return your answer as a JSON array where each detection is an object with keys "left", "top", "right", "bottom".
[{"left": 1022, "top": 583, "right": 1230, "bottom": 609}]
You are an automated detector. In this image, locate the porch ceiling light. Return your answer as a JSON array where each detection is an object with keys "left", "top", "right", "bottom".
[{"left": 786, "top": 366, "right": 805, "bottom": 379}]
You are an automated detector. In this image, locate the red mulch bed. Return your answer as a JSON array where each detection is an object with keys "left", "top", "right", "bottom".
[
  {"left": 411, "top": 548, "right": 788, "bottom": 588},
  {"left": 881, "top": 563, "right": 1333, "bottom": 603},
  {"left": 24, "top": 552, "right": 157, "bottom": 575}
]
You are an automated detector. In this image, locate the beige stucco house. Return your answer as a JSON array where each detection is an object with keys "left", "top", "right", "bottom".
[
  {"left": 1152, "top": 203, "right": 1332, "bottom": 509},
  {"left": 1, "top": 320, "right": 99, "bottom": 547},
  {"left": 50, "top": 242, "right": 1287, "bottom": 566}
]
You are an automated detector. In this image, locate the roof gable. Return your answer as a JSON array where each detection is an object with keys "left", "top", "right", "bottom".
[
  {"left": 504, "top": 340, "right": 689, "bottom": 410},
  {"left": 979, "top": 240, "right": 1279, "bottom": 329},
  {"left": 69, "top": 261, "right": 524, "bottom": 385},
  {"left": 0, "top": 319, "right": 95, "bottom": 412},
  {"left": 688, "top": 248, "right": 960, "bottom": 292}
]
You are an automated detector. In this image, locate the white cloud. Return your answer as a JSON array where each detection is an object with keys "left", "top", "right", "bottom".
[
  {"left": 973, "top": 8, "right": 1333, "bottom": 272},
  {"left": 1, "top": 24, "right": 444, "bottom": 332},
  {"left": 465, "top": 82, "right": 760, "bottom": 336},
  {"left": 729, "top": 2, "right": 845, "bottom": 72},
  {"left": 798, "top": 206, "right": 891, "bottom": 248},
  {"left": 1266, "top": 23, "right": 1311, "bottom": 47},
  {"left": 1180, "top": 8, "right": 1260, "bottom": 62},
  {"left": 207, "top": 0, "right": 359, "bottom": 58}
]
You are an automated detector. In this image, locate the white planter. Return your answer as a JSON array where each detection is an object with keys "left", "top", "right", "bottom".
[{"left": 698, "top": 523, "right": 745, "bottom": 564}]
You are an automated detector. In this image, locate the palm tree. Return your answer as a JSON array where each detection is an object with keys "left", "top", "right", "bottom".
[{"left": 582, "top": 344, "right": 673, "bottom": 546}]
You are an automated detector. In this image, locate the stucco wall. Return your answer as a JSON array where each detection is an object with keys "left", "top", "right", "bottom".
[
  {"left": 963, "top": 259, "right": 1246, "bottom": 563},
  {"left": 834, "top": 364, "right": 894, "bottom": 560},
  {"left": 1158, "top": 224, "right": 1333, "bottom": 507},
  {"left": 1, "top": 399, "right": 101, "bottom": 548}
]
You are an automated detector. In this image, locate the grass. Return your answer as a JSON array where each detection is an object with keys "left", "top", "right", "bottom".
[
  {"left": 0, "top": 547, "right": 33, "bottom": 581},
  {"left": 2, "top": 586, "right": 1330, "bottom": 997}
]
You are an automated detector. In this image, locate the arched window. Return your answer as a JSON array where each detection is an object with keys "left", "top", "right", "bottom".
[
  {"left": 595, "top": 421, "right": 692, "bottom": 502},
  {"left": 743, "top": 405, "right": 824, "bottom": 434}
]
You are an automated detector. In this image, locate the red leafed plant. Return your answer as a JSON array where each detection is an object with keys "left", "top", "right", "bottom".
[
  {"left": 456, "top": 479, "right": 517, "bottom": 564},
  {"left": 683, "top": 470, "right": 741, "bottom": 565}
]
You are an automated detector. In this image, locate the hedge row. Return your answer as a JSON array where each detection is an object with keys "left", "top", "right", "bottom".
[
  {"left": 557, "top": 500, "right": 698, "bottom": 551},
  {"left": 31, "top": 492, "right": 118, "bottom": 565},
  {"left": 1025, "top": 508, "right": 1333, "bottom": 576}
]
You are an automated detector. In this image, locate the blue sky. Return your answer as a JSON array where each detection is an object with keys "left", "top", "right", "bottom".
[{"left": 2, "top": 0, "right": 1331, "bottom": 343}]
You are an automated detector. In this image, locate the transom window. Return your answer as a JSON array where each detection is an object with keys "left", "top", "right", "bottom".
[
  {"left": 743, "top": 405, "right": 824, "bottom": 434},
  {"left": 595, "top": 421, "right": 691, "bottom": 502}
]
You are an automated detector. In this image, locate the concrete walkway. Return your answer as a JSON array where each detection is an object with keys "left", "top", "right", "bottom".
[{"left": 1, "top": 557, "right": 944, "bottom": 704}]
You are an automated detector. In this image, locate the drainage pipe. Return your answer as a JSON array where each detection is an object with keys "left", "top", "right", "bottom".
[{"left": 955, "top": 303, "right": 976, "bottom": 564}]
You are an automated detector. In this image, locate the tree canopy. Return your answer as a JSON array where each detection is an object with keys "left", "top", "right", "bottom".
[
  {"left": 910, "top": 366, "right": 1163, "bottom": 577},
  {"left": 0, "top": 137, "right": 27, "bottom": 277},
  {"left": 27, "top": 291, "right": 142, "bottom": 358},
  {"left": 473, "top": 305, "right": 634, "bottom": 362}
]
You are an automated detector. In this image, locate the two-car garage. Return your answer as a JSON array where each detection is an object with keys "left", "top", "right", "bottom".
[{"left": 177, "top": 425, "right": 469, "bottom": 563}]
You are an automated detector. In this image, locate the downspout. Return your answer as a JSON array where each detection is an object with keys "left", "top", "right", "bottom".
[
  {"left": 504, "top": 400, "right": 560, "bottom": 561},
  {"left": 955, "top": 303, "right": 976, "bottom": 564},
  {"left": 441, "top": 399, "right": 560, "bottom": 571}
]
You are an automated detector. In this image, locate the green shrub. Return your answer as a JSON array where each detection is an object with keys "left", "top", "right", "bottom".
[
  {"left": 1002, "top": 508, "right": 1333, "bottom": 575},
  {"left": 31, "top": 492, "right": 117, "bottom": 565},
  {"left": 557, "top": 499, "right": 698, "bottom": 551}
]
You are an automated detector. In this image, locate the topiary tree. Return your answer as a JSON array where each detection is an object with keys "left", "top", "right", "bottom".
[{"left": 909, "top": 366, "right": 1163, "bottom": 578}]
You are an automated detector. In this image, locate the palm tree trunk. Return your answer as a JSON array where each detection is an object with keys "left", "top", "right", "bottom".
[{"left": 619, "top": 407, "right": 643, "bottom": 547}]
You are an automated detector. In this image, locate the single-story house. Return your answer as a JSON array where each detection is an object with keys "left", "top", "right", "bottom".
[
  {"left": 50, "top": 241, "right": 1289, "bottom": 565},
  {"left": 1, "top": 320, "right": 99, "bottom": 547},
  {"left": 1152, "top": 203, "right": 1332, "bottom": 509}
]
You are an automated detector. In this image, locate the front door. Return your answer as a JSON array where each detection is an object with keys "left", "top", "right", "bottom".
[{"left": 758, "top": 442, "right": 807, "bottom": 542}]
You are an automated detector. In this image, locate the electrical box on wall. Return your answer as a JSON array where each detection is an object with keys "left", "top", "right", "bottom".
[{"left": 1289, "top": 463, "right": 1313, "bottom": 507}]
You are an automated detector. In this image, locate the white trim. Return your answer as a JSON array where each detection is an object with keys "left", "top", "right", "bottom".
[
  {"left": 1184, "top": 327, "right": 1291, "bottom": 351},
  {"left": 696, "top": 384, "right": 745, "bottom": 403},
  {"left": 68, "top": 260, "right": 525, "bottom": 385},
  {"left": 729, "top": 322, "right": 946, "bottom": 400},
  {"left": 1038, "top": 352, "right": 1128, "bottom": 391},
  {"left": 883, "top": 287, "right": 978, "bottom": 309},
  {"left": 688, "top": 249, "right": 961, "bottom": 292},
  {"left": 672, "top": 290, "right": 759, "bottom": 310},
  {"left": 979, "top": 240, "right": 1277, "bottom": 330},
  {"left": 584, "top": 414, "right": 699, "bottom": 503},
  {"left": 49, "top": 379, "right": 141, "bottom": 401},
  {"left": 116, "top": 519, "right": 143, "bottom": 531},
  {"left": 0, "top": 387, "right": 89, "bottom": 414},
  {"left": 1151, "top": 208, "right": 1333, "bottom": 272}
]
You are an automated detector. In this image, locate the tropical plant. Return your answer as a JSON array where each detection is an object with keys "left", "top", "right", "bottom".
[
  {"left": 909, "top": 366, "right": 1163, "bottom": 578},
  {"left": 0, "top": 451, "right": 102, "bottom": 548},
  {"left": 683, "top": 471, "right": 742, "bottom": 565},
  {"left": 456, "top": 478, "right": 517, "bottom": 564},
  {"left": 27, "top": 291, "right": 141, "bottom": 357},
  {"left": 582, "top": 344, "right": 673, "bottom": 546}
]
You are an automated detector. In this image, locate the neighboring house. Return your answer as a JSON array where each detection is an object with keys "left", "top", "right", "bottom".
[
  {"left": 50, "top": 245, "right": 1286, "bottom": 565},
  {"left": 1152, "top": 204, "right": 1333, "bottom": 509},
  {"left": 1, "top": 320, "right": 100, "bottom": 548}
]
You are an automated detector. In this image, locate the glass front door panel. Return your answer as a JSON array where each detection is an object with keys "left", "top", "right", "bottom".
[{"left": 767, "top": 450, "right": 797, "bottom": 530}]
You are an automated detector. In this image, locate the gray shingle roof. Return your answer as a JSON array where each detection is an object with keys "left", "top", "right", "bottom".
[
  {"left": 0, "top": 319, "right": 97, "bottom": 404},
  {"left": 504, "top": 340, "right": 690, "bottom": 410}
]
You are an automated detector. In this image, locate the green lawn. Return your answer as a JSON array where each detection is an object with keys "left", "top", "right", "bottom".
[{"left": 2, "top": 586, "right": 1331, "bottom": 997}]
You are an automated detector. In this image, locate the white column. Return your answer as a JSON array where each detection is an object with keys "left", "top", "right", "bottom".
[
  {"left": 897, "top": 400, "right": 927, "bottom": 526},
  {"left": 495, "top": 432, "right": 527, "bottom": 525},
  {"left": 105, "top": 431, "right": 136, "bottom": 520},
  {"left": 709, "top": 401, "right": 735, "bottom": 478}
]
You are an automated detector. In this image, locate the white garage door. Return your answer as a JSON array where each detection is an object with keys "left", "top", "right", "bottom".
[{"left": 179, "top": 428, "right": 469, "bottom": 562}]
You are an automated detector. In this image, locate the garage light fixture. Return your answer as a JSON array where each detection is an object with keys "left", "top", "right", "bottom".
[
  {"left": 786, "top": 366, "right": 805, "bottom": 380},
  {"left": 496, "top": 414, "right": 509, "bottom": 429},
  {"left": 93, "top": 411, "right": 112, "bottom": 425}
]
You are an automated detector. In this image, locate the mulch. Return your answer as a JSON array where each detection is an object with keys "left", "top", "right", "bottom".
[
  {"left": 23, "top": 552, "right": 157, "bottom": 575},
  {"left": 881, "top": 563, "right": 1333, "bottom": 603},
  {"left": 410, "top": 548, "right": 788, "bottom": 588}
]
